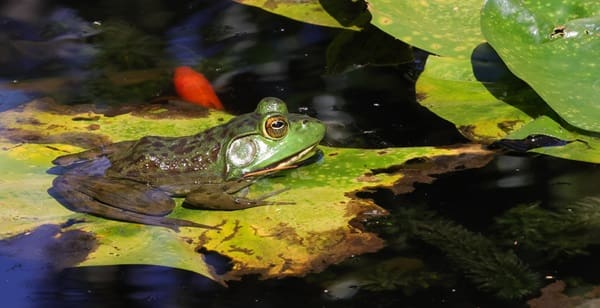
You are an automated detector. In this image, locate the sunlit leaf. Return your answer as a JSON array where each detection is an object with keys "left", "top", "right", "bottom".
[
  {"left": 232, "top": 0, "right": 365, "bottom": 30},
  {"left": 481, "top": 0, "right": 600, "bottom": 132},
  {"left": 416, "top": 55, "right": 533, "bottom": 142},
  {"left": 367, "top": 0, "right": 485, "bottom": 59},
  {"left": 0, "top": 98, "right": 494, "bottom": 281},
  {"left": 416, "top": 54, "right": 600, "bottom": 163},
  {"left": 501, "top": 116, "right": 600, "bottom": 163}
]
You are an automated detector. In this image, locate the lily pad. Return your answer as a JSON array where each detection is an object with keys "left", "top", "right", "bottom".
[
  {"left": 416, "top": 55, "right": 534, "bottom": 143},
  {"left": 0, "top": 98, "right": 496, "bottom": 281},
  {"left": 416, "top": 54, "right": 600, "bottom": 163},
  {"left": 481, "top": 0, "right": 600, "bottom": 132},
  {"left": 232, "top": 0, "right": 365, "bottom": 30},
  {"left": 501, "top": 116, "right": 600, "bottom": 163},
  {"left": 367, "top": 0, "right": 486, "bottom": 59},
  {"left": 325, "top": 25, "right": 414, "bottom": 74}
]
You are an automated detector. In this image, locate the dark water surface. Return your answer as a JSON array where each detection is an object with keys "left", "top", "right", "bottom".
[{"left": 1, "top": 1, "right": 599, "bottom": 307}]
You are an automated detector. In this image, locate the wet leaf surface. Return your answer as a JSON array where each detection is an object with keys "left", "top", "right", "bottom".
[
  {"left": 0, "top": 98, "right": 495, "bottom": 281},
  {"left": 232, "top": 0, "right": 364, "bottom": 30},
  {"left": 367, "top": 0, "right": 485, "bottom": 59},
  {"left": 325, "top": 25, "right": 414, "bottom": 74},
  {"left": 416, "top": 56, "right": 600, "bottom": 163},
  {"left": 481, "top": 0, "right": 600, "bottom": 132}
]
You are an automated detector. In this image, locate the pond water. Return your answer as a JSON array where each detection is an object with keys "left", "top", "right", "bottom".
[{"left": 1, "top": 1, "right": 599, "bottom": 307}]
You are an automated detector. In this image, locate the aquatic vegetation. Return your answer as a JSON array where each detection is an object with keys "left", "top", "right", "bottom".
[
  {"left": 366, "top": 196, "right": 600, "bottom": 299},
  {"left": 494, "top": 196, "right": 600, "bottom": 261},
  {"left": 84, "top": 70, "right": 170, "bottom": 103},
  {"left": 91, "top": 20, "right": 165, "bottom": 71},
  {"left": 80, "top": 20, "right": 170, "bottom": 103},
  {"left": 414, "top": 220, "right": 540, "bottom": 300},
  {"left": 312, "top": 255, "right": 441, "bottom": 300},
  {"left": 359, "top": 259, "right": 440, "bottom": 294},
  {"left": 367, "top": 206, "right": 540, "bottom": 300}
]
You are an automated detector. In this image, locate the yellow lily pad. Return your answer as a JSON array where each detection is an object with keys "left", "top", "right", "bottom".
[
  {"left": 232, "top": 0, "right": 363, "bottom": 30},
  {"left": 0, "top": 98, "right": 494, "bottom": 281}
]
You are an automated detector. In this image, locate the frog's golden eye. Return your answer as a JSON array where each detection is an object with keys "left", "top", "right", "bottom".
[{"left": 264, "top": 115, "right": 288, "bottom": 139}]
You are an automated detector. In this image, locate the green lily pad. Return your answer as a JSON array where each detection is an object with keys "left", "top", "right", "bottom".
[
  {"left": 0, "top": 98, "right": 495, "bottom": 281},
  {"left": 367, "top": 0, "right": 486, "bottom": 59},
  {"left": 416, "top": 55, "right": 534, "bottom": 142},
  {"left": 416, "top": 54, "right": 600, "bottom": 163},
  {"left": 232, "top": 0, "right": 364, "bottom": 30},
  {"left": 325, "top": 25, "right": 414, "bottom": 74},
  {"left": 501, "top": 116, "right": 600, "bottom": 163},
  {"left": 481, "top": 0, "right": 600, "bottom": 132}
]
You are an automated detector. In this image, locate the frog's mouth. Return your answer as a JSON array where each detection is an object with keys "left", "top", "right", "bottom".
[{"left": 242, "top": 144, "right": 321, "bottom": 178}]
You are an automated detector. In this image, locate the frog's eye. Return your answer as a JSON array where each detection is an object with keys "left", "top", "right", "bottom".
[{"left": 264, "top": 115, "right": 288, "bottom": 139}]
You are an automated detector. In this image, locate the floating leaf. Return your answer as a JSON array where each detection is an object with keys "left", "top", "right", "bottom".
[
  {"left": 367, "top": 0, "right": 485, "bottom": 59},
  {"left": 326, "top": 25, "right": 413, "bottom": 74},
  {"left": 481, "top": 0, "right": 600, "bottom": 132},
  {"left": 416, "top": 55, "right": 533, "bottom": 143},
  {"left": 416, "top": 53, "right": 600, "bottom": 163},
  {"left": 0, "top": 98, "right": 495, "bottom": 281},
  {"left": 500, "top": 116, "right": 600, "bottom": 163},
  {"left": 232, "top": 0, "right": 365, "bottom": 30}
]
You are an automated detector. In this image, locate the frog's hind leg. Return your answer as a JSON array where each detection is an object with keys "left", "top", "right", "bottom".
[{"left": 51, "top": 174, "right": 218, "bottom": 231}]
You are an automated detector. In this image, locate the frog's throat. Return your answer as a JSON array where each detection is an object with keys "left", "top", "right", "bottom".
[{"left": 242, "top": 144, "right": 319, "bottom": 178}]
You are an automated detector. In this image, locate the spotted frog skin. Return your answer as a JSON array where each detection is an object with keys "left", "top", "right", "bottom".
[{"left": 51, "top": 97, "right": 326, "bottom": 230}]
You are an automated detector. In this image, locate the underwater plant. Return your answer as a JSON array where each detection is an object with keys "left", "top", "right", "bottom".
[
  {"left": 414, "top": 219, "right": 540, "bottom": 300},
  {"left": 494, "top": 196, "right": 600, "bottom": 261},
  {"left": 367, "top": 205, "right": 540, "bottom": 300}
]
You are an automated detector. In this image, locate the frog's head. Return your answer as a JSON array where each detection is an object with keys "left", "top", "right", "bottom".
[{"left": 223, "top": 97, "right": 325, "bottom": 180}]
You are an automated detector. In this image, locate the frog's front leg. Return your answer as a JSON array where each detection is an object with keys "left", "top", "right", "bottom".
[
  {"left": 52, "top": 174, "right": 218, "bottom": 230},
  {"left": 183, "top": 179, "right": 292, "bottom": 210}
]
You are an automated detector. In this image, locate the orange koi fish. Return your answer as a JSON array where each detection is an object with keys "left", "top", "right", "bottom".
[{"left": 173, "top": 66, "right": 224, "bottom": 110}]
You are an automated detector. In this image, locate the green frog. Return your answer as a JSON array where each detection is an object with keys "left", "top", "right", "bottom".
[{"left": 51, "top": 97, "right": 326, "bottom": 230}]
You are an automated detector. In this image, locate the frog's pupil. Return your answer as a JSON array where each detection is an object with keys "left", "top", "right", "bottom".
[{"left": 272, "top": 120, "right": 285, "bottom": 129}]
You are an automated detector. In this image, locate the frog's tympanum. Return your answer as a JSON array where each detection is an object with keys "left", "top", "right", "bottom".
[{"left": 51, "top": 97, "right": 326, "bottom": 230}]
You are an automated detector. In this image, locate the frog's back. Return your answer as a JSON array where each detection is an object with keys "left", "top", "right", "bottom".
[{"left": 106, "top": 125, "right": 229, "bottom": 187}]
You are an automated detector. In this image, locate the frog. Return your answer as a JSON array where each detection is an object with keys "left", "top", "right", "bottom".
[{"left": 50, "top": 97, "right": 326, "bottom": 230}]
